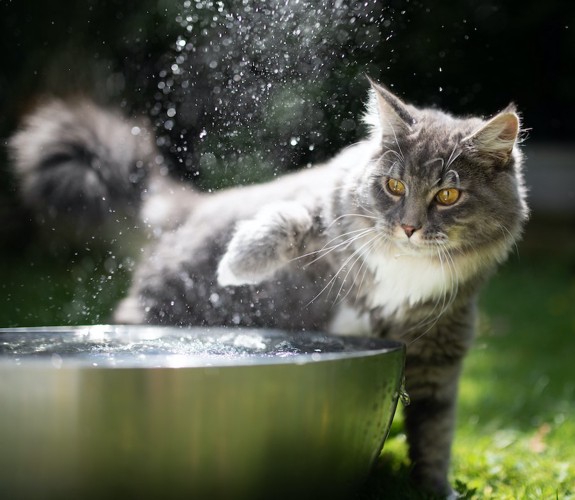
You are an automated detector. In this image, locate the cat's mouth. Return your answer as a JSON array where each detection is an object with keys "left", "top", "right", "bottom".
[{"left": 387, "top": 234, "right": 455, "bottom": 259}]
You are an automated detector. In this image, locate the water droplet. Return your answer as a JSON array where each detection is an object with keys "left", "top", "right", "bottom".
[{"left": 399, "top": 378, "right": 411, "bottom": 407}]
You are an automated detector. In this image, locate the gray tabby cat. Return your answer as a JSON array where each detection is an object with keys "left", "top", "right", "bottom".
[{"left": 9, "top": 80, "right": 528, "bottom": 497}]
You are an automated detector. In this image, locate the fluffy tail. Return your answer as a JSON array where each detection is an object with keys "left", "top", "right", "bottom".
[{"left": 9, "top": 99, "right": 156, "bottom": 236}]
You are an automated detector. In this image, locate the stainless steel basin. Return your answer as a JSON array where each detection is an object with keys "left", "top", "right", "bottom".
[{"left": 0, "top": 325, "right": 405, "bottom": 499}]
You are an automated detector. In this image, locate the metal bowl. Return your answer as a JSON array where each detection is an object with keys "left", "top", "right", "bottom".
[{"left": 0, "top": 325, "right": 404, "bottom": 499}]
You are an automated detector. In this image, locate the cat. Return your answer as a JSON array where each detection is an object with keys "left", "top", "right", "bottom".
[{"left": 9, "top": 79, "right": 529, "bottom": 497}]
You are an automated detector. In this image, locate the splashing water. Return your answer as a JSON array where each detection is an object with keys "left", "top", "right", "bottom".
[
  {"left": 151, "top": 0, "right": 402, "bottom": 188},
  {"left": 7, "top": 2, "right": 409, "bottom": 325}
]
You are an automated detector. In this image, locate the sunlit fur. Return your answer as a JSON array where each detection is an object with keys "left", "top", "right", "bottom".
[{"left": 9, "top": 81, "right": 528, "bottom": 497}]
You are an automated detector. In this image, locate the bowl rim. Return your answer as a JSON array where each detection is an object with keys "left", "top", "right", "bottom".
[{"left": 0, "top": 324, "right": 405, "bottom": 369}]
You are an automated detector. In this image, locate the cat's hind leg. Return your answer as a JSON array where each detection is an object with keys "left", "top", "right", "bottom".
[{"left": 217, "top": 201, "right": 314, "bottom": 286}]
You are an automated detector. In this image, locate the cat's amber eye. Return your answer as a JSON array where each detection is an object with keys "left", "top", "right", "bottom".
[
  {"left": 386, "top": 178, "right": 406, "bottom": 196},
  {"left": 436, "top": 188, "right": 461, "bottom": 206}
]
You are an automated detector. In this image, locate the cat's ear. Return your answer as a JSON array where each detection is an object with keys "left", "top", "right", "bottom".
[
  {"left": 463, "top": 109, "right": 520, "bottom": 164},
  {"left": 364, "top": 77, "right": 415, "bottom": 137}
]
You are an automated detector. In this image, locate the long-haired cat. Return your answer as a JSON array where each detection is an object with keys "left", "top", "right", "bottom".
[{"left": 9, "top": 79, "right": 528, "bottom": 497}]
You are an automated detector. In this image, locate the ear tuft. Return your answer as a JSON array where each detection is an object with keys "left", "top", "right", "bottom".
[
  {"left": 501, "top": 102, "right": 518, "bottom": 114},
  {"left": 363, "top": 77, "right": 415, "bottom": 138}
]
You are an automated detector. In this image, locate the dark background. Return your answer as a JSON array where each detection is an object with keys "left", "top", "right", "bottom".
[{"left": 0, "top": 0, "right": 573, "bottom": 252}]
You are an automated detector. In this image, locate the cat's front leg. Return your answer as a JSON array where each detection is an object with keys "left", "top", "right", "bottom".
[
  {"left": 400, "top": 305, "right": 475, "bottom": 499},
  {"left": 217, "top": 201, "right": 314, "bottom": 286},
  {"left": 403, "top": 357, "right": 462, "bottom": 499}
]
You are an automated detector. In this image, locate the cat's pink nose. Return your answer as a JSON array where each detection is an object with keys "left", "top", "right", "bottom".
[{"left": 401, "top": 224, "right": 418, "bottom": 238}]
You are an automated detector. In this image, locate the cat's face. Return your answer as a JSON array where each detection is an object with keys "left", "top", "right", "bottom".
[{"left": 359, "top": 82, "right": 528, "bottom": 259}]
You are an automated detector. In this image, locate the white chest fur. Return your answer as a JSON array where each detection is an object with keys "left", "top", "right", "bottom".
[
  {"left": 327, "top": 246, "right": 459, "bottom": 336},
  {"left": 362, "top": 246, "right": 457, "bottom": 317}
]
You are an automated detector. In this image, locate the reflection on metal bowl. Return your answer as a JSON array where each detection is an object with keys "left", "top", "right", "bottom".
[{"left": 0, "top": 325, "right": 405, "bottom": 499}]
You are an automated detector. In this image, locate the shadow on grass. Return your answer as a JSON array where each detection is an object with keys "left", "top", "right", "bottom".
[
  {"left": 356, "top": 451, "right": 477, "bottom": 500},
  {"left": 357, "top": 455, "right": 422, "bottom": 500}
]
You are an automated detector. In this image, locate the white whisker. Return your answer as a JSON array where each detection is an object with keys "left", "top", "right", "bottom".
[
  {"left": 334, "top": 235, "right": 381, "bottom": 306},
  {"left": 306, "top": 229, "right": 378, "bottom": 307},
  {"left": 353, "top": 238, "right": 380, "bottom": 304},
  {"left": 495, "top": 222, "right": 519, "bottom": 257},
  {"left": 329, "top": 212, "right": 378, "bottom": 226},
  {"left": 326, "top": 232, "right": 380, "bottom": 306},
  {"left": 300, "top": 227, "right": 374, "bottom": 267},
  {"left": 445, "top": 143, "right": 460, "bottom": 169},
  {"left": 381, "top": 115, "right": 405, "bottom": 163}
]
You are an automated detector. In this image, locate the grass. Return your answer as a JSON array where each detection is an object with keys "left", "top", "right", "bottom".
[{"left": 0, "top": 217, "right": 574, "bottom": 498}]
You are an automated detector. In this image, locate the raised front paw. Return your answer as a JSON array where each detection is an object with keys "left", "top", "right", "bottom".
[{"left": 217, "top": 201, "right": 313, "bottom": 287}]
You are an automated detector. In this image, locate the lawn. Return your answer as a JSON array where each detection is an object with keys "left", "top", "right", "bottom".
[{"left": 0, "top": 216, "right": 573, "bottom": 499}]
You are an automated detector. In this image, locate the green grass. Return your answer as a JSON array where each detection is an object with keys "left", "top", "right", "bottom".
[
  {"left": 1, "top": 219, "right": 574, "bottom": 498},
  {"left": 451, "top": 254, "right": 575, "bottom": 499}
]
